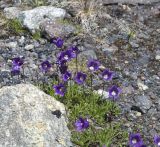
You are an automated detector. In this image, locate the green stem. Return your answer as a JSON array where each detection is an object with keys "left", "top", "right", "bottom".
[
  {"left": 90, "top": 74, "right": 93, "bottom": 92},
  {"left": 69, "top": 79, "right": 72, "bottom": 97},
  {"left": 101, "top": 82, "right": 105, "bottom": 99},
  {"left": 76, "top": 54, "right": 78, "bottom": 72}
]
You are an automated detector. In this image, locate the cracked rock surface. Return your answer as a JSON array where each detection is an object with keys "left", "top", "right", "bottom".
[{"left": 0, "top": 84, "right": 72, "bottom": 147}]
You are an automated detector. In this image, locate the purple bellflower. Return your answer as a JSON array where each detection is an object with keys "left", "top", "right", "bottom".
[
  {"left": 101, "top": 69, "right": 114, "bottom": 81},
  {"left": 74, "top": 72, "right": 87, "bottom": 85},
  {"left": 40, "top": 60, "right": 51, "bottom": 73},
  {"left": 11, "top": 57, "right": 24, "bottom": 75},
  {"left": 68, "top": 46, "right": 79, "bottom": 58},
  {"left": 12, "top": 57, "right": 24, "bottom": 66},
  {"left": 129, "top": 133, "right": 143, "bottom": 147},
  {"left": 87, "top": 59, "right": 100, "bottom": 72},
  {"left": 53, "top": 83, "right": 66, "bottom": 97},
  {"left": 74, "top": 117, "right": 89, "bottom": 131},
  {"left": 51, "top": 37, "right": 64, "bottom": 48},
  {"left": 57, "top": 50, "right": 73, "bottom": 63},
  {"left": 62, "top": 71, "right": 72, "bottom": 82},
  {"left": 135, "top": 143, "right": 147, "bottom": 147},
  {"left": 108, "top": 85, "right": 122, "bottom": 100},
  {"left": 11, "top": 65, "right": 21, "bottom": 75},
  {"left": 154, "top": 135, "right": 160, "bottom": 146}
]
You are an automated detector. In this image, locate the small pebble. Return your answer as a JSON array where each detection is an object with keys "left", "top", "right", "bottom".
[{"left": 24, "top": 44, "right": 34, "bottom": 50}]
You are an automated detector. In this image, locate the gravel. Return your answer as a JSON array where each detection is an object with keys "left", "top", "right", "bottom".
[{"left": 0, "top": 0, "right": 160, "bottom": 146}]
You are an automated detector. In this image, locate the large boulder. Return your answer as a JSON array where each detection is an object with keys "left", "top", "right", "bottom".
[
  {"left": 4, "top": 6, "right": 67, "bottom": 32},
  {"left": 4, "top": 6, "right": 76, "bottom": 38},
  {"left": 0, "top": 84, "right": 72, "bottom": 147},
  {"left": 19, "top": 6, "right": 67, "bottom": 31}
]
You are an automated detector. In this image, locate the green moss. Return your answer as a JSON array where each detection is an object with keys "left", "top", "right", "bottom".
[
  {"left": 40, "top": 81, "right": 128, "bottom": 147},
  {"left": 7, "top": 18, "right": 27, "bottom": 35},
  {"left": 32, "top": 31, "right": 41, "bottom": 40}
]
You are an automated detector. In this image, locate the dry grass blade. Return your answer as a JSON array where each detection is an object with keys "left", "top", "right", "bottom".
[
  {"left": 67, "top": 0, "right": 98, "bottom": 18},
  {"left": 0, "top": 12, "right": 7, "bottom": 27},
  {"left": 0, "top": 11, "right": 9, "bottom": 38}
]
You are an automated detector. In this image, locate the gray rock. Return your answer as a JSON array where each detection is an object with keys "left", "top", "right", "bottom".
[
  {"left": 33, "top": 41, "right": 40, "bottom": 48},
  {"left": 102, "top": 44, "right": 118, "bottom": 53},
  {"left": 12, "top": 0, "right": 21, "bottom": 5},
  {"left": 0, "top": 84, "right": 72, "bottom": 147},
  {"left": 19, "top": 6, "right": 66, "bottom": 32},
  {"left": 135, "top": 95, "right": 152, "bottom": 111},
  {"left": 122, "top": 85, "right": 134, "bottom": 95},
  {"left": 6, "top": 41, "right": 18, "bottom": 48},
  {"left": 4, "top": 6, "right": 67, "bottom": 32},
  {"left": 157, "top": 98, "right": 160, "bottom": 106},
  {"left": 138, "top": 32, "right": 150, "bottom": 40},
  {"left": 147, "top": 108, "right": 157, "bottom": 116},
  {"left": 155, "top": 50, "right": 160, "bottom": 60},
  {"left": 138, "top": 55, "right": 150, "bottom": 66},
  {"left": 130, "top": 41, "right": 139, "bottom": 48},
  {"left": 39, "top": 39, "right": 47, "bottom": 45},
  {"left": 24, "top": 44, "right": 34, "bottom": 50},
  {"left": 79, "top": 50, "right": 97, "bottom": 60},
  {"left": 137, "top": 79, "right": 149, "bottom": 91},
  {"left": 0, "top": 41, "right": 6, "bottom": 48},
  {"left": 155, "top": 55, "right": 160, "bottom": 60},
  {"left": 40, "top": 19, "right": 76, "bottom": 39},
  {"left": 18, "top": 36, "right": 25, "bottom": 46},
  {"left": 4, "top": 7, "right": 22, "bottom": 19}
]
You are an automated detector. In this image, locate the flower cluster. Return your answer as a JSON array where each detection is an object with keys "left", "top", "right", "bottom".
[
  {"left": 9, "top": 36, "right": 159, "bottom": 146},
  {"left": 50, "top": 38, "right": 122, "bottom": 100},
  {"left": 128, "top": 133, "right": 160, "bottom": 147},
  {"left": 53, "top": 44, "right": 81, "bottom": 97},
  {"left": 11, "top": 37, "right": 122, "bottom": 100}
]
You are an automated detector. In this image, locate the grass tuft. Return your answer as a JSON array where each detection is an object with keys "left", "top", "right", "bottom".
[
  {"left": 40, "top": 81, "right": 128, "bottom": 147},
  {"left": 6, "top": 18, "right": 27, "bottom": 35},
  {"left": 32, "top": 30, "right": 41, "bottom": 40}
]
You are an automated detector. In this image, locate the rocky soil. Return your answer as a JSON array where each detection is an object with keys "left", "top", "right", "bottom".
[{"left": 0, "top": 0, "right": 160, "bottom": 146}]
